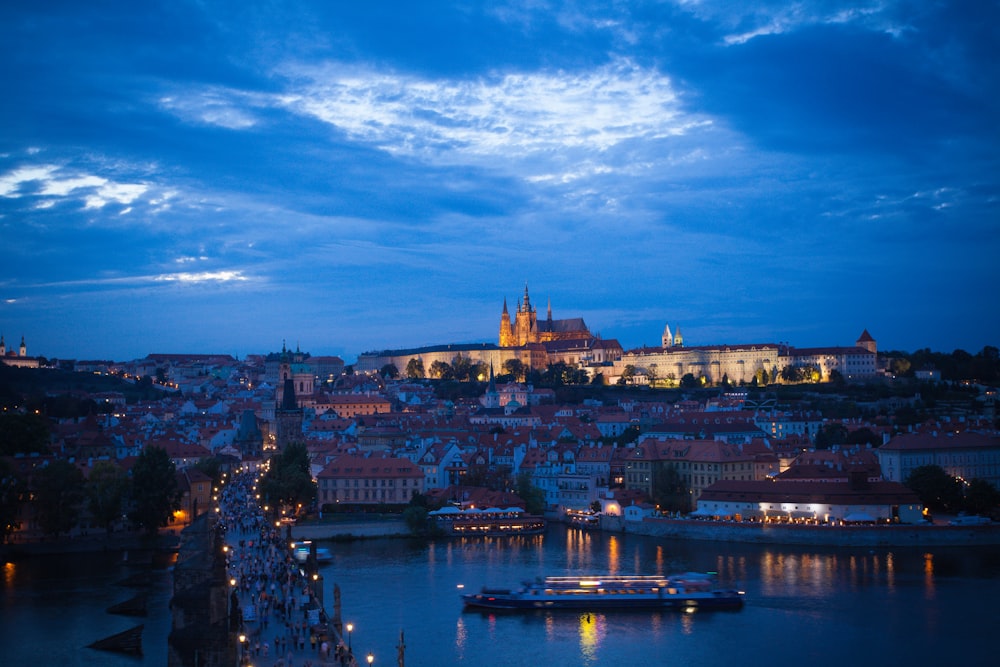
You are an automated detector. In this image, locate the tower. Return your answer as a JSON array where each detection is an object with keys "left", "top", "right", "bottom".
[
  {"left": 662, "top": 324, "right": 673, "bottom": 348},
  {"left": 275, "top": 377, "right": 303, "bottom": 451},
  {"left": 19, "top": 336, "right": 26, "bottom": 357},
  {"left": 273, "top": 341, "right": 304, "bottom": 451},
  {"left": 673, "top": 327, "right": 683, "bottom": 347},
  {"left": 856, "top": 329, "right": 877, "bottom": 354},
  {"left": 0, "top": 334, "right": 5, "bottom": 356},
  {"left": 499, "top": 298, "right": 515, "bottom": 348}
]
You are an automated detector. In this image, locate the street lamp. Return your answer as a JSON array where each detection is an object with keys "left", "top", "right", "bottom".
[
  {"left": 346, "top": 623, "right": 353, "bottom": 651},
  {"left": 367, "top": 652, "right": 374, "bottom": 666}
]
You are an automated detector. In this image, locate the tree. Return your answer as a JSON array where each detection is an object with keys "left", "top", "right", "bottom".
[
  {"left": 86, "top": 460, "right": 127, "bottom": 534},
  {"left": 379, "top": 363, "right": 399, "bottom": 379},
  {"left": 129, "top": 445, "right": 181, "bottom": 538},
  {"left": 651, "top": 465, "right": 691, "bottom": 514},
  {"left": 405, "top": 357, "right": 425, "bottom": 379},
  {"left": 429, "top": 360, "right": 453, "bottom": 380},
  {"left": 680, "top": 373, "right": 699, "bottom": 389},
  {"left": 846, "top": 427, "right": 879, "bottom": 447},
  {"left": 503, "top": 358, "right": 525, "bottom": 382},
  {"left": 621, "top": 365, "right": 636, "bottom": 384},
  {"left": 402, "top": 506, "right": 429, "bottom": 535},
  {"left": 815, "top": 423, "right": 849, "bottom": 449},
  {"left": 904, "top": 465, "right": 964, "bottom": 513},
  {"left": 33, "top": 459, "right": 86, "bottom": 537},
  {"left": 0, "top": 413, "right": 51, "bottom": 456},
  {"left": 889, "top": 357, "right": 912, "bottom": 377},
  {"left": 450, "top": 355, "right": 473, "bottom": 381},
  {"left": 260, "top": 441, "right": 317, "bottom": 513},
  {"left": 515, "top": 472, "right": 546, "bottom": 515},
  {"left": 646, "top": 364, "right": 659, "bottom": 385},
  {"left": 0, "top": 458, "right": 26, "bottom": 543},
  {"left": 193, "top": 456, "right": 223, "bottom": 486},
  {"left": 964, "top": 479, "right": 1000, "bottom": 515}
]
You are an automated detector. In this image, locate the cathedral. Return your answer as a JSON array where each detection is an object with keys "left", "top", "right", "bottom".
[{"left": 498, "top": 284, "right": 592, "bottom": 348}]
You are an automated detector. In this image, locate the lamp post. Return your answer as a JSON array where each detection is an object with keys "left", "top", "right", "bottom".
[
  {"left": 239, "top": 632, "right": 247, "bottom": 664},
  {"left": 346, "top": 623, "right": 353, "bottom": 652},
  {"left": 367, "top": 651, "right": 374, "bottom": 666}
]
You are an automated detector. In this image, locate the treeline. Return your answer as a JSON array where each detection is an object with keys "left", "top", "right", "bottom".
[
  {"left": 0, "top": 445, "right": 185, "bottom": 543},
  {"left": 883, "top": 346, "right": 999, "bottom": 383}
]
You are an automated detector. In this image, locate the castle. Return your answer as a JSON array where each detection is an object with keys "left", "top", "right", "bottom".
[{"left": 499, "top": 284, "right": 592, "bottom": 347}]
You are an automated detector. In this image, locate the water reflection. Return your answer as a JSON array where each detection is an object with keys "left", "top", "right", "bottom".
[{"left": 577, "top": 612, "right": 601, "bottom": 664}]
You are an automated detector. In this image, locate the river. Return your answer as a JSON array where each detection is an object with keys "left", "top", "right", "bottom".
[{"left": 2, "top": 524, "right": 998, "bottom": 666}]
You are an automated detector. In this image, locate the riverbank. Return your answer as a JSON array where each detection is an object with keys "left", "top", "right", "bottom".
[
  {"left": 609, "top": 516, "right": 1000, "bottom": 547},
  {"left": 292, "top": 514, "right": 1000, "bottom": 548}
]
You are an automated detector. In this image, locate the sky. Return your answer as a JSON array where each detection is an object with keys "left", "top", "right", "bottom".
[{"left": 1, "top": 1, "right": 997, "bottom": 363}]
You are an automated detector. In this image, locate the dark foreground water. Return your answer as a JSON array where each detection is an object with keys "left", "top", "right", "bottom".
[{"left": 2, "top": 525, "right": 999, "bottom": 666}]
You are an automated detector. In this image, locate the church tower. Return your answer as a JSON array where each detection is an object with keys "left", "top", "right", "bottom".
[
  {"left": 662, "top": 324, "right": 673, "bottom": 348},
  {"left": 499, "top": 298, "right": 515, "bottom": 347},
  {"left": 0, "top": 334, "right": 5, "bottom": 356},
  {"left": 514, "top": 283, "right": 538, "bottom": 347},
  {"left": 19, "top": 336, "right": 26, "bottom": 357},
  {"left": 673, "top": 327, "right": 683, "bottom": 347}
]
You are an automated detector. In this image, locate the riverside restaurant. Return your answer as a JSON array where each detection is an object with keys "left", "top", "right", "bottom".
[{"left": 428, "top": 506, "right": 546, "bottom": 535}]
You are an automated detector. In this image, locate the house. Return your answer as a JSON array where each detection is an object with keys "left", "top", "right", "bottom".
[{"left": 316, "top": 454, "right": 424, "bottom": 506}]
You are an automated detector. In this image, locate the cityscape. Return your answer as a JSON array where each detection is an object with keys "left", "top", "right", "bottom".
[
  {"left": 0, "top": 316, "right": 999, "bottom": 665},
  {"left": 3, "top": 2, "right": 999, "bottom": 666}
]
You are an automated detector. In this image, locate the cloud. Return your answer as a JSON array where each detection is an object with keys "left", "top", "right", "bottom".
[
  {"left": 279, "top": 58, "right": 700, "bottom": 162},
  {"left": 157, "top": 89, "right": 261, "bottom": 130},
  {"left": 665, "top": 0, "right": 907, "bottom": 45},
  {"left": 0, "top": 163, "right": 147, "bottom": 208},
  {"left": 152, "top": 271, "right": 249, "bottom": 283}
]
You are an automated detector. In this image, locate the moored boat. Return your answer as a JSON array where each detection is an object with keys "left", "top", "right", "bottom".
[
  {"left": 461, "top": 573, "right": 744, "bottom": 611},
  {"left": 291, "top": 541, "right": 333, "bottom": 564}
]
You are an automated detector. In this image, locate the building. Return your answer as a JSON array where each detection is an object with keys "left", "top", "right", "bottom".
[
  {"left": 625, "top": 438, "right": 759, "bottom": 503},
  {"left": 499, "top": 284, "right": 593, "bottom": 348},
  {"left": 0, "top": 335, "right": 40, "bottom": 368},
  {"left": 694, "top": 479, "right": 923, "bottom": 524},
  {"left": 617, "top": 329, "right": 878, "bottom": 385},
  {"left": 316, "top": 454, "right": 425, "bottom": 506},
  {"left": 877, "top": 431, "right": 1000, "bottom": 489}
]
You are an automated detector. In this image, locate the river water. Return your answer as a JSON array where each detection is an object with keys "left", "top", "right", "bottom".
[{"left": 2, "top": 524, "right": 998, "bottom": 666}]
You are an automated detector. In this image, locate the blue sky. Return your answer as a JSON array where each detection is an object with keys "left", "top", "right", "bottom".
[{"left": 1, "top": 1, "right": 997, "bottom": 362}]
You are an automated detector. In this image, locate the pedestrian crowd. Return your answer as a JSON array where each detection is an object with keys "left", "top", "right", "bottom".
[{"left": 217, "top": 470, "right": 356, "bottom": 667}]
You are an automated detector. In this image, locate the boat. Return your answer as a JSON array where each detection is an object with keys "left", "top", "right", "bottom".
[
  {"left": 429, "top": 507, "right": 546, "bottom": 536},
  {"left": 461, "top": 573, "right": 744, "bottom": 611},
  {"left": 291, "top": 541, "right": 333, "bottom": 564}
]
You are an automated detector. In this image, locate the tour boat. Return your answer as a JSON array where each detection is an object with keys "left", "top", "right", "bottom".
[{"left": 461, "top": 573, "right": 744, "bottom": 611}]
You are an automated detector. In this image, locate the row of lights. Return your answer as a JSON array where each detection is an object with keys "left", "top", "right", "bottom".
[{"left": 224, "top": 467, "right": 377, "bottom": 666}]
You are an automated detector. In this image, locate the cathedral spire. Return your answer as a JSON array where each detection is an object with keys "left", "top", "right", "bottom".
[{"left": 547, "top": 298, "right": 552, "bottom": 321}]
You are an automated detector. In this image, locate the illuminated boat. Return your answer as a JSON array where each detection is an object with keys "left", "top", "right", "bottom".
[
  {"left": 291, "top": 541, "right": 333, "bottom": 564},
  {"left": 461, "top": 573, "right": 744, "bottom": 611}
]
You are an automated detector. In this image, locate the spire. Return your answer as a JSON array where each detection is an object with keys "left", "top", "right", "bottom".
[
  {"left": 547, "top": 298, "right": 552, "bottom": 321},
  {"left": 662, "top": 323, "right": 673, "bottom": 348},
  {"left": 523, "top": 283, "right": 531, "bottom": 312},
  {"left": 502, "top": 297, "right": 509, "bottom": 314}
]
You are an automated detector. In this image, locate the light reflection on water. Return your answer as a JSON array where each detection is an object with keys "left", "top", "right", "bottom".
[{"left": 322, "top": 524, "right": 1000, "bottom": 667}]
